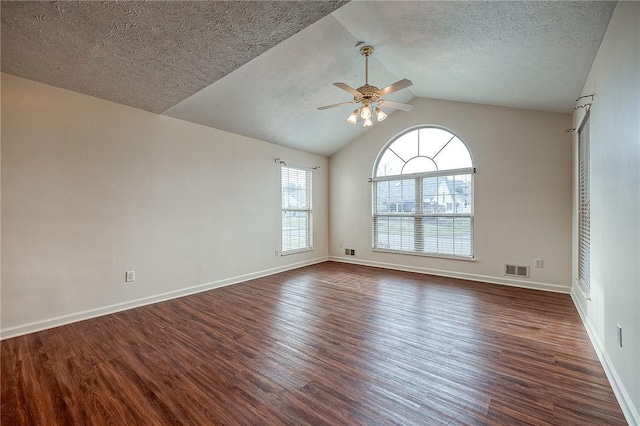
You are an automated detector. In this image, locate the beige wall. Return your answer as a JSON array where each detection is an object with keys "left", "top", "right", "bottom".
[
  {"left": 2, "top": 6, "right": 637, "bottom": 418},
  {"left": 329, "top": 97, "right": 572, "bottom": 292},
  {"left": 1, "top": 73, "right": 329, "bottom": 337},
  {"left": 571, "top": 2, "right": 640, "bottom": 422}
]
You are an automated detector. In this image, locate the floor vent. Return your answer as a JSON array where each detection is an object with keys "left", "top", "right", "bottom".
[{"left": 505, "top": 264, "right": 530, "bottom": 278}]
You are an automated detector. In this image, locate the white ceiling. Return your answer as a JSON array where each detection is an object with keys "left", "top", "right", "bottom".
[{"left": 2, "top": 1, "right": 616, "bottom": 157}]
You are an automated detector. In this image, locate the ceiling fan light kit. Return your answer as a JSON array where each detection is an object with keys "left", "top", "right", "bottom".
[
  {"left": 375, "top": 107, "right": 388, "bottom": 122},
  {"left": 347, "top": 109, "right": 359, "bottom": 125},
  {"left": 318, "top": 45, "right": 413, "bottom": 128},
  {"left": 361, "top": 104, "right": 372, "bottom": 120}
]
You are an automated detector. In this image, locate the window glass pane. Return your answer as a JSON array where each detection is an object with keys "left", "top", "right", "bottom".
[
  {"left": 403, "top": 156, "right": 437, "bottom": 174},
  {"left": 436, "top": 217, "right": 454, "bottom": 255},
  {"left": 418, "top": 128, "right": 454, "bottom": 158},
  {"left": 281, "top": 168, "right": 309, "bottom": 209},
  {"left": 423, "top": 176, "right": 442, "bottom": 213},
  {"left": 450, "top": 174, "right": 472, "bottom": 213},
  {"left": 375, "top": 216, "right": 414, "bottom": 251},
  {"left": 433, "top": 138, "right": 472, "bottom": 170},
  {"left": 374, "top": 216, "right": 390, "bottom": 248},
  {"left": 422, "top": 175, "right": 472, "bottom": 214},
  {"left": 453, "top": 217, "right": 472, "bottom": 257},
  {"left": 423, "top": 217, "right": 438, "bottom": 253},
  {"left": 283, "top": 186, "right": 307, "bottom": 209},
  {"left": 376, "top": 149, "right": 404, "bottom": 177},
  {"left": 387, "top": 181, "right": 403, "bottom": 211},
  {"left": 282, "top": 211, "right": 308, "bottom": 252},
  {"left": 388, "top": 131, "right": 418, "bottom": 162},
  {"left": 378, "top": 179, "right": 415, "bottom": 213},
  {"left": 399, "top": 180, "right": 415, "bottom": 213},
  {"left": 375, "top": 180, "right": 391, "bottom": 212}
]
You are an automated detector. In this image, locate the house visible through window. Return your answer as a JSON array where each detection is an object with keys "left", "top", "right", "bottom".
[
  {"left": 372, "top": 126, "right": 474, "bottom": 259},
  {"left": 281, "top": 166, "right": 312, "bottom": 254}
]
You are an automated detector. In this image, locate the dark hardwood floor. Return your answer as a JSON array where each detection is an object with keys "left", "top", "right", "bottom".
[{"left": 1, "top": 262, "right": 627, "bottom": 425}]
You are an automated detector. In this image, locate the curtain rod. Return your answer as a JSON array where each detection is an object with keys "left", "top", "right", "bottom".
[{"left": 275, "top": 158, "right": 320, "bottom": 171}]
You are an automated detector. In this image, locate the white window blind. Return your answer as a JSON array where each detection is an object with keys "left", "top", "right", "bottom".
[
  {"left": 578, "top": 114, "right": 591, "bottom": 290},
  {"left": 373, "top": 127, "right": 474, "bottom": 259},
  {"left": 281, "top": 166, "right": 312, "bottom": 254}
]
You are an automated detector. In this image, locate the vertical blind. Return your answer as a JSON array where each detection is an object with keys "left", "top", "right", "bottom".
[
  {"left": 281, "top": 166, "right": 312, "bottom": 253},
  {"left": 578, "top": 114, "right": 591, "bottom": 290}
]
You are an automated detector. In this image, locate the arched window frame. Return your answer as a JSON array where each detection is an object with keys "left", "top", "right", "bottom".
[{"left": 371, "top": 125, "right": 475, "bottom": 259}]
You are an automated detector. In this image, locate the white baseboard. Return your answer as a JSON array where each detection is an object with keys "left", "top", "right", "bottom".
[
  {"left": 329, "top": 256, "right": 570, "bottom": 294},
  {"left": 0, "top": 256, "right": 328, "bottom": 340},
  {"left": 571, "top": 285, "right": 640, "bottom": 426}
]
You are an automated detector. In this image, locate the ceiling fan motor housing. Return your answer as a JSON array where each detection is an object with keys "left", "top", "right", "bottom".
[
  {"left": 317, "top": 43, "right": 413, "bottom": 115},
  {"left": 355, "top": 84, "right": 381, "bottom": 104}
]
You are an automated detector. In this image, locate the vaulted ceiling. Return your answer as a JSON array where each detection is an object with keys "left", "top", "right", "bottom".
[{"left": 2, "top": 1, "right": 616, "bottom": 156}]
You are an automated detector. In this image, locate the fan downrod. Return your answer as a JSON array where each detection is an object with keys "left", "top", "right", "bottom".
[{"left": 357, "top": 45, "right": 378, "bottom": 100}]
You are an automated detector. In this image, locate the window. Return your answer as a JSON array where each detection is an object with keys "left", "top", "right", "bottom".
[
  {"left": 281, "top": 166, "right": 312, "bottom": 254},
  {"left": 372, "top": 126, "right": 474, "bottom": 259},
  {"left": 577, "top": 113, "right": 591, "bottom": 292}
]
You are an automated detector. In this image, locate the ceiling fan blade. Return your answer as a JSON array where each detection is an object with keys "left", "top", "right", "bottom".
[
  {"left": 317, "top": 100, "right": 356, "bottom": 111},
  {"left": 378, "top": 99, "right": 413, "bottom": 112},
  {"left": 333, "top": 82, "right": 360, "bottom": 96},
  {"left": 378, "top": 79, "right": 413, "bottom": 96}
]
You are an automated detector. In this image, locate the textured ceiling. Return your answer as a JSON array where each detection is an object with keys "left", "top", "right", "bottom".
[
  {"left": 2, "top": 1, "right": 616, "bottom": 156},
  {"left": 332, "top": 1, "right": 617, "bottom": 112},
  {"left": 1, "top": 1, "right": 347, "bottom": 113}
]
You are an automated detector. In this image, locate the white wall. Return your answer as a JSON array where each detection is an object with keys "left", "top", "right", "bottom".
[
  {"left": 571, "top": 2, "right": 640, "bottom": 423},
  {"left": 329, "top": 97, "right": 572, "bottom": 292},
  {"left": 1, "top": 73, "right": 329, "bottom": 338}
]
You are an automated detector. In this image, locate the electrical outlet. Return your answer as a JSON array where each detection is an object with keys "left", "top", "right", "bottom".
[
  {"left": 534, "top": 258, "right": 543, "bottom": 268},
  {"left": 125, "top": 271, "right": 135, "bottom": 282},
  {"left": 275, "top": 249, "right": 280, "bottom": 257},
  {"left": 350, "top": 249, "right": 355, "bottom": 256},
  {"left": 616, "top": 324, "right": 623, "bottom": 347}
]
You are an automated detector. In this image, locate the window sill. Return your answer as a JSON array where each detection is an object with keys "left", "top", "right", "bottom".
[
  {"left": 281, "top": 247, "right": 313, "bottom": 256},
  {"left": 575, "top": 278, "right": 591, "bottom": 301},
  {"left": 372, "top": 248, "right": 475, "bottom": 262}
]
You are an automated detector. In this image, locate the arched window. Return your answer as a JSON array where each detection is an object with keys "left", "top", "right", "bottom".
[{"left": 372, "top": 126, "right": 474, "bottom": 258}]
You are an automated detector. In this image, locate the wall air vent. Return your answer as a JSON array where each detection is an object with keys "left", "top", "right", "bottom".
[{"left": 505, "top": 264, "right": 530, "bottom": 278}]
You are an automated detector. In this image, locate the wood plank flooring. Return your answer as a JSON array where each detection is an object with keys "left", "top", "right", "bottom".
[{"left": 1, "top": 262, "right": 627, "bottom": 425}]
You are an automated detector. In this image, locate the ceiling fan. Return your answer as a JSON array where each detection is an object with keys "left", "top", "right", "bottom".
[{"left": 318, "top": 45, "right": 413, "bottom": 127}]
